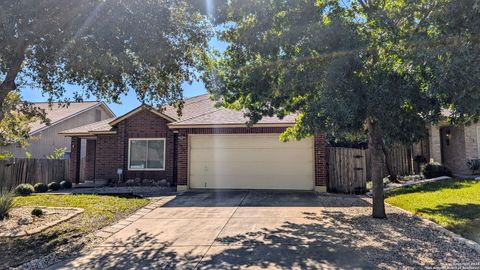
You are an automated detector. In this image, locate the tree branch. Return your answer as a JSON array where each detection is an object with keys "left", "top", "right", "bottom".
[{"left": 0, "top": 41, "right": 26, "bottom": 122}]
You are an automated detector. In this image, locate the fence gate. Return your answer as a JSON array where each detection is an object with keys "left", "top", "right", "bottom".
[{"left": 327, "top": 147, "right": 367, "bottom": 194}]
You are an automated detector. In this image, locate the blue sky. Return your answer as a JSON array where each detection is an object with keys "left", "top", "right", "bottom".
[{"left": 20, "top": 38, "right": 228, "bottom": 116}]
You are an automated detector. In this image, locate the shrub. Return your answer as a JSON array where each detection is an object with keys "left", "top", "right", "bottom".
[
  {"left": 31, "top": 208, "right": 44, "bottom": 217},
  {"left": 15, "top": 184, "right": 34, "bottom": 196},
  {"left": 60, "top": 180, "right": 72, "bottom": 189},
  {"left": 48, "top": 182, "right": 60, "bottom": 191},
  {"left": 421, "top": 162, "right": 452, "bottom": 179},
  {"left": 0, "top": 190, "right": 14, "bottom": 220},
  {"left": 34, "top": 183, "right": 48, "bottom": 193}
]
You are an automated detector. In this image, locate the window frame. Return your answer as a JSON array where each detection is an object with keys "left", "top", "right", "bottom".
[{"left": 127, "top": 138, "right": 166, "bottom": 171}]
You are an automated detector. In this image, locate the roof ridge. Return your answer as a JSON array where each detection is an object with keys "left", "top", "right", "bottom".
[
  {"left": 29, "top": 101, "right": 100, "bottom": 104},
  {"left": 172, "top": 107, "right": 223, "bottom": 124}
]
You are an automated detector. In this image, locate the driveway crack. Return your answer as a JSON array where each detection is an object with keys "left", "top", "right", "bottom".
[{"left": 193, "top": 191, "right": 249, "bottom": 269}]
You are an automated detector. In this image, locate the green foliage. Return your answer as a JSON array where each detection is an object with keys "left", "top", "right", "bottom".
[
  {"left": 0, "top": 92, "right": 48, "bottom": 148},
  {"left": 31, "top": 207, "right": 44, "bottom": 217},
  {"left": 0, "top": 151, "right": 12, "bottom": 159},
  {"left": 59, "top": 180, "right": 72, "bottom": 189},
  {"left": 0, "top": 0, "right": 213, "bottom": 140},
  {"left": 33, "top": 183, "right": 48, "bottom": 193},
  {"left": 14, "top": 184, "right": 34, "bottom": 196},
  {"left": 421, "top": 162, "right": 452, "bottom": 179},
  {"left": 47, "top": 182, "right": 60, "bottom": 191},
  {"left": 0, "top": 189, "right": 14, "bottom": 220},
  {"left": 46, "top": 148, "right": 67, "bottom": 160}
]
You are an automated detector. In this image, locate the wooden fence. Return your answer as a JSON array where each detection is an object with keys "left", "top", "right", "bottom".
[
  {"left": 327, "top": 145, "right": 413, "bottom": 194},
  {"left": 327, "top": 147, "right": 367, "bottom": 194},
  {"left": 0, "top": 158, "right": 70, "bottom": 189}
]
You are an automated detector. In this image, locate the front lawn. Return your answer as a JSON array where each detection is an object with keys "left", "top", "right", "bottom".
[
  {"left": 0, "top": 194, "right": 149, "bottom": 269},
  {"left": 386, "top": 179, "right": 480, "bottom": 244}
]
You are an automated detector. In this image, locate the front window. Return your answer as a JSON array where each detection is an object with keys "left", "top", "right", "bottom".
[{"left": 128, "top": 138, "right": 165, "bottom": 170}]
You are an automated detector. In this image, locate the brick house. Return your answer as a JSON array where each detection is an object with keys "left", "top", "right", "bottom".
[
  {"left": 414, "top": 123, "right": 480, "bottom": 176},
  {"left": 60, "top": 94, "right": 327, "bottom": 191}
]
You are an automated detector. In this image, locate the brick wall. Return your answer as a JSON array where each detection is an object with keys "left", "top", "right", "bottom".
[
  {"left": 174, "top": 127, "right": 327, "bottom": 189},
  {"left": 94, "top": 109, "right": 175, "bottom": 184}
]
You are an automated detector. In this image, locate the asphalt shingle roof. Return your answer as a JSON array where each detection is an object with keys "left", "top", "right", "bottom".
[
  {"left": 29, "top": 102, "right": 106, "bottom": 134},
  {"left": 60, "top": 94, "right": 296, "bottom": 135}
]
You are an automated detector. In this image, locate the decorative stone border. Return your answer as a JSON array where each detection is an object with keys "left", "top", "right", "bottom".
[
  {"left": 0, "top": 207, "right": 84, "bottom": 238},
  {"left": 366, "top": 176, "right": 452, "bottom": 196},
  {"left": 93, "top": 195, "right": 175, "bottom": 239},
  {"left": 386, "top": 202, "right": 480, "bottom": 254}
]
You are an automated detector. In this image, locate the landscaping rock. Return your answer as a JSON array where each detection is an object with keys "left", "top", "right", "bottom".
[
  {"left": 17, "top": 216, "right": 32, "bottom": 225},
  {"left": 125, "top": 179, "right": 135, "bottom": 186},
  {"left": 158, "top": 179, "right": 168, "bottom": 186}
]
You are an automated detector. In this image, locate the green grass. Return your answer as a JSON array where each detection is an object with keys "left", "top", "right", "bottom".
[
  {"left": 386, "top": 179, "right": 480, "bottom": 244},
  {"left": 0, "top": 194, "right": 149, "bottom": 269}
]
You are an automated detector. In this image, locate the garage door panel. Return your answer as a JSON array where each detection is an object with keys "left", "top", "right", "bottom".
[
  {"left": 190, "top": 135, "right": 312, "bottom": 150},
  {"left": 189, "top": 134, "right": 314, "bottom": 190},
  {"left": 190, "top": 149, "right": 313, "bottom": 163},
  {"left": 190, "top": 174, "right": 313, "bottom": 190},
  {"left": 189, "top": 162, "right": 313, "bottom": 177}
]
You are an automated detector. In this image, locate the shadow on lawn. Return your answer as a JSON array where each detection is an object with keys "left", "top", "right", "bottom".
[
  {"left": 417, "top": 203, "right": 480, "bottom": 243},
  {"left": 56, "top": 210, "right": 477, "bottom": 270}
]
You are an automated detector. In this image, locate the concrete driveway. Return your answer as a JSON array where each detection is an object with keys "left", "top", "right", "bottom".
[{"left": 53, "top": 191, "right": 478, "bottom": 270}]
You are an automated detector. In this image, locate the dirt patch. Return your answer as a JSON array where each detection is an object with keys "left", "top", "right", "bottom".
[{"left": 0, "top": 207, "right": 83, "bottom": 237}]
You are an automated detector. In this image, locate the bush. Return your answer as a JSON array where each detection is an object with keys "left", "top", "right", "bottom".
[
  {"left": 31, "top": 207, "right": 44, "bottom": 217},
  {"left": 60, "top": 180, "right": 72, "bottom": 189},
  {"left": 421, "top": 162, "right": 452, "bottom": 179},
  {"left": 15, "top": 184, "right": 35, "bottom": 196},
  {"left": 34, "top": 183, "right": 48, "bottom": 193},
  {"left": 0, "top": 190, "right": 14, "bottom": 220},
  {"left": 48, "top": 182, "right": 60, "bottom": 191}
]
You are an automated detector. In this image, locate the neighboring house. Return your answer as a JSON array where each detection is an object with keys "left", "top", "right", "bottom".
[
  {"left": 60, "top": 94, "right": 327, "bottom": 191},
  {"left": 414, "top": 122, "right": 480, "bottom": 176},
  {"left": 1, "top": 102, "right": 115, "bottom": 158}
]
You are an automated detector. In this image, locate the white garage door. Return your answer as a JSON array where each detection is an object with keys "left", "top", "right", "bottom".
[{"left": 189, "top": 134, "right": 314, "bottom": 190}]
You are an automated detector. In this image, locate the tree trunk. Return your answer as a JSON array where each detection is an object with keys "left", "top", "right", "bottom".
[
  {"left": 382, "top": 145, "right": 399, "bottom": 183},
  {"left": 0, "top": 41, "right": 26, "bottom": 122},
  {"left": 368, "top": 117, "right": 387, "bottom": 218}
]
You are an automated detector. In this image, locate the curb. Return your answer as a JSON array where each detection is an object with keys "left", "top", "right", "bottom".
[
  {"left": 386, "top": 202, "right": 480, "bottom": 254},
  {"left": 366, "top": 176, "right": 452, "bottom": 197}
]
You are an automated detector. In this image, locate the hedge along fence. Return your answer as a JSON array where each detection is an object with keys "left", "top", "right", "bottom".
[{"left": 0, "top": 158, "right": 70, "bottom": 189}]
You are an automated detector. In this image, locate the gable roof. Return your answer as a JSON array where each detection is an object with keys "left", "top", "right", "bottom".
[
  {"left": 60, "top": 94, "right": 296, "bottom": 136},
  {"left": 109, "top": 105, "right": 176, "bottom": 126},
  {"left": 29, "top": 102, "right": 115, "bottom": 135}
]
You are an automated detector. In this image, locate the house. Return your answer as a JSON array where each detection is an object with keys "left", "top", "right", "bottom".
[
  {"left": 1, "top": 102, "right": 115, "bottom": 158},
  {"left": 60, "top": 94, "right": 327, "bottom": 191},
  {"left": 415, "top": 122, "right": 480, "bottom": 176}
]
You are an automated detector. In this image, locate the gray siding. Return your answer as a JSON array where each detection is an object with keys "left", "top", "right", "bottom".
[{"left": 1, "top": 106, "right": 112, "bottom": 158}]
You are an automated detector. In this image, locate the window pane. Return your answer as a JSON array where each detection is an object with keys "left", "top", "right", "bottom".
[
  {"left": 130, "top": 140, "right": 147, "bottom": 169},
  {"left": 147, "top": 140, "right": 164, "bottom": 169}
]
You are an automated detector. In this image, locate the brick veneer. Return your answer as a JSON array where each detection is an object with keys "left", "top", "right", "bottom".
[
  {"left": 94, "top": 109, "right": 175, "bottom": 183},
  {"left": 75, "top": 109, "right": 328, "bottom": 189},
  {"left": 173, "top": 127, "right": 327, "bottom": 189}
]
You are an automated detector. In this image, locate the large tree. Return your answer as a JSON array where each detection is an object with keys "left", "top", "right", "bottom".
[
  {"left": 205, "top": 0, "right": 480, "bottom": 218},
  {"left": 0, "top": 0, "right": 212, "bottom": 132}
]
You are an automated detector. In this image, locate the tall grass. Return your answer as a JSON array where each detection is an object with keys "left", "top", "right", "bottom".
[{"left": 0, "top": 189, "right": 15, "bottom": 220}]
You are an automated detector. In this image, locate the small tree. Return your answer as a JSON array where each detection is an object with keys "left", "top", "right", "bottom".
[{"left": 206, "top": 0, "right": 480, "bottom": 218}]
